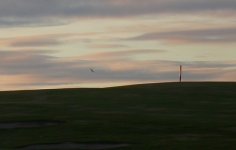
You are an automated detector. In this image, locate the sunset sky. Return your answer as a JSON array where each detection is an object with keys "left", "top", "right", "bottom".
[{"left": 1, "top": 0, "right": 236, "bottom": 91}]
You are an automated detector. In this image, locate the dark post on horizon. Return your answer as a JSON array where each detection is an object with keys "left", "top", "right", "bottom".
[{"left": 179, "top": 65, "right": 182, "bottom": 83}]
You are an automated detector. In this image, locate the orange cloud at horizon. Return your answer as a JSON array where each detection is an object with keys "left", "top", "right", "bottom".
[{"left": 0, "top": 75, "right": 38, "bottom": 90}]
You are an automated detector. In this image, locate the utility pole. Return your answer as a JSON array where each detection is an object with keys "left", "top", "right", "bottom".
[{"left": 179, "top": 65, "right": 182, "bottom": 83}]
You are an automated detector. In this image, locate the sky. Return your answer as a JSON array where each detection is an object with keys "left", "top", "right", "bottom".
[{"left": 0, "top": 0, "right": 236, "bottom": 91}]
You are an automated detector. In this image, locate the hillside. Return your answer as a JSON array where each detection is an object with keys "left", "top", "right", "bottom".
[{"left": 0, "top": 82, "right": 236, "bottom": 150}]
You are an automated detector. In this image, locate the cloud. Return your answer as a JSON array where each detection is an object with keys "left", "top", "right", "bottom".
[
  {"left": 129, "top": 27, "right": 236, "bottom": 44},
  {"left": 0, "top": 50, "right": 56, "bottom": 74},
  {"left": 0, "top": 17, "right": 69, "bottom": 28},
  {"left": 9, "top": 37, "right": 61, "bottom": 47},
  {"left": 80, "top": 49, "right": 165, "bottom": 60},
  {"left": 0, "top": 34, "right": 72, "bottom": 47},
  {"left": 0, "top": 0, "right": 236, "bottom": 27},
  {"left": 88, "top": 44, "right": 129, "bottom": 49}
]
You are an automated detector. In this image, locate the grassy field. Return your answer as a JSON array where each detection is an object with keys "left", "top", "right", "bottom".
[{"left": 0, "top": 82, "right": 236, "bottom": 150}]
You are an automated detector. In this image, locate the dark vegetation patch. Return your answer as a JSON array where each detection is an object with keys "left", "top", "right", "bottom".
[
  {"left": 0, "top": 120, "right": 64, "bottom": 129},
  {"left": 17, "top": 142, "right": 130, "bottom": 150}
]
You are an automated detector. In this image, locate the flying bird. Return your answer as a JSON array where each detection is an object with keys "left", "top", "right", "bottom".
[{"left": 89, "top": 68, "right": 95, "bottom": 73}]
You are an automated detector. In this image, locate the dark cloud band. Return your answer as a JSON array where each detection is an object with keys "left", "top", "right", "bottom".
[
  {"left": 129, "top": 28, "right": 236, "bottom": 43},
  {"left": 0, "top": 0, "right": 235, "bottom": 27}
]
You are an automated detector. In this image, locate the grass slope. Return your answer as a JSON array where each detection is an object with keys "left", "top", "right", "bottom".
[{"left": 0, "top": 82, "right": 236, "bottom": 150}]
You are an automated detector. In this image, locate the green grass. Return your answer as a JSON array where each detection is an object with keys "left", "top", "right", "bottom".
[{"left": 0, "top": 82, "right": 236, "bottom": 150}]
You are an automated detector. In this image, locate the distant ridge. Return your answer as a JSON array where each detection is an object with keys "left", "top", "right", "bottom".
[
  {"left": 109, "top": 81, "right": 236, "bottom": 89},
  {"left": 1, "top": 82, "right": 235, "bottom": 93}
]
